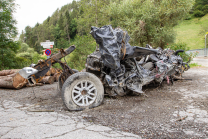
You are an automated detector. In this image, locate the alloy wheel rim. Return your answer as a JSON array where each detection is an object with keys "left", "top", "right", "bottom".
[{"left": 72, "top": 80, "right": 97, "bottom": 106}]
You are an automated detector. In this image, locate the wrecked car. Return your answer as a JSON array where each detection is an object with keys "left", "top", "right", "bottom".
[{"left": 19, "top": 25, "right": 190, "bottom": 111}]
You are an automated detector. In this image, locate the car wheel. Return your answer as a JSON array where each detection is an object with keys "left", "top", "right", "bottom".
[{"left": 61, "top": 72, "right": 104, "bottom": 111}]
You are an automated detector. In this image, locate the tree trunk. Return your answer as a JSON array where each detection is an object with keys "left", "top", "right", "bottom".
[
  {"left": 39, "top": 76, "right": 54, "bottom": 84},
  {"left": 0, "top": 73, "right": 28, "bottom": 89},
  {"left": 66, "top": 24, "right": 70, "bottom": 43},
  {"left": 0, "top": 69, "right": 21, "bottom": 76}
]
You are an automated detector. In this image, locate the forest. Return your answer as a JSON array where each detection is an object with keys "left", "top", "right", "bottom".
[{"left": 1, "top": 0, "right": 207, "bottom": 70}]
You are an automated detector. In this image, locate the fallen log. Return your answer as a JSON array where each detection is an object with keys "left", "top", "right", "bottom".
[
  {"left": 0, "top": 73, "right": 28, "bottom": 89},
  {"left": 39, "top": 76, "right": 54, "bottom": 84},
  {"left": 0, "top": 69, "right": 21, "bottom": 76}
]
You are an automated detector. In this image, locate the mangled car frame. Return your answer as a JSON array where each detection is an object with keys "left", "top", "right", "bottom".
[{"left": 19, "top": 25, "right": 190, "bottom": 111}]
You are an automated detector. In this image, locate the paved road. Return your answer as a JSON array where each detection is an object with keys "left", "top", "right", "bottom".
[
  {"left": 192, "top": 57, "right": 208, "bottom": 67},
  {"left": 0, "top": 100, "right": 141, "bottom": 139}
]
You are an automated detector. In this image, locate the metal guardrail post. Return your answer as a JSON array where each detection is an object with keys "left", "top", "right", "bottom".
[{"left": 205, "top": 33, "right": 208, "bottom": 57}]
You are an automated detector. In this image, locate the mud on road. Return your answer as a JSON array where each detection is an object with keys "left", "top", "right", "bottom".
[{"left": 0, "top": 67, "right": 208, "bottom": 138}]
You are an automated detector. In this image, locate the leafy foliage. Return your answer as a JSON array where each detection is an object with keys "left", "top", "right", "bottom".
[
  {"left": 106, "top": 0, "right": 194, "bottom": 48},
  {"left": 65, "top": 35, "right": 96, "bottom": 71},
  {"left": 194, "top": 10, "right": 205, "bottom": 17},
  {"left": 166, "top": 43, "right": 198, "bottom": 62},
  {"left": 77, "top": 0, "right": 111, "bottom": 35},
  {"left": 0, "top": 0, "right": 20, "bottom": 70},
  {"left": 15, "top": 0, "right": 195, "bottom": 70},
  {"left": 189, "top": 63, "right": 201, "bottom": 67},
  {"left": 19, "top": 0, "right": 79, "bottom": 52},
  {"left": 193, "top": 0, "right": 208, "bottom": 17}
]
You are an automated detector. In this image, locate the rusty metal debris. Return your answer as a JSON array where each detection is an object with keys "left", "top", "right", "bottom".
[{"left": 19, "top": 46, "right": 76, "bottom": 86}]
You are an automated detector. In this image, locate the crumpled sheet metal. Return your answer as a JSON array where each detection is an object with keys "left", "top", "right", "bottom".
[
  {"left": 89, "top": 25, "right": 188, "bottom": 96},
  {"left": 90, "top": 25, "right": 158, "bottom": 75},
  {"left": 90, "top": 25, "right": 129, "bottom": 70}
]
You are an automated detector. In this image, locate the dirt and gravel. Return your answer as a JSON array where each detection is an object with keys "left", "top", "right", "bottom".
[{"left": 0, "top": 67, "right": 208, "bottom": 138}]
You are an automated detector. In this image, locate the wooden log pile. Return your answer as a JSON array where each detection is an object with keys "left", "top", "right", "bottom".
[
  {"left": 0, "top": 68, "right": 62, "bottom": 89},
  {"left": 0, "top": 69, "right": 27, "bottom": 89},
  {"left": 40, "top": 68, "right": 62, "bottom": 83}
]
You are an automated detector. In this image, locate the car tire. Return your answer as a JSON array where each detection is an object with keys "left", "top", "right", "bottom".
[{"left": 61, "top": 72, "right": 104, "bottom": 111}]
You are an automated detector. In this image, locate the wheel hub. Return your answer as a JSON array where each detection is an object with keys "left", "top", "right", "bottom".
[
  {"left": 81, "top": 89, "right": 88, "bottom": 96},
  {"left": 72, "top": 80, "right": 97, "bottom": 107}
]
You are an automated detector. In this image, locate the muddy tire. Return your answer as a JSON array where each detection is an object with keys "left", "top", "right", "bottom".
[
  {"left": 143, "top": 62, "right": 154, "bottom": 70},
  {"left": 61, "top": 72, "right": 104, "bottom": 111},
  {"left": 72, "top": 69, "right": 79, "bottom": 73}
]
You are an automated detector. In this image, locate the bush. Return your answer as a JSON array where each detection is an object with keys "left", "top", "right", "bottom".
[
  {"left": 202, "top": 5, "right": 208, "bottom": 14},
  {"left": 18, "top": 43, "right": 30, "bottom": 52},
  {"left": 193, "top": 10, "right": 205, "bottom": 17},
  {"left": 16, "top": 52, "right": 33, "bottom": 60},
  {"left": 64, "top": 35, "right": 96, "bottom": 71},
  {"left": 166, "top": 43, "right": 198, "bottom": 62},
  {"left": 32, "top": 53, "right": 47, "bottom": 64},
  {"left": 15, "top": 54, "right": 47, "bottom": 69},
  {"left": 185, "top": 14, "right": 192, "bottom": 20},
  {"left": 14, "top": 57, "right": 31, "bottom": 68}
]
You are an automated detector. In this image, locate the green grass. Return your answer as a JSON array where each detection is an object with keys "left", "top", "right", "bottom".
[
  {"left": 174, "top": 14, "right": 208, "bottom": 50},
  {"left": 189, "top": 63, "right": 202, "bottom": 68}
]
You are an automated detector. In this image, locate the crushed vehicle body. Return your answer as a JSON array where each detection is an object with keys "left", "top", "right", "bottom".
[
  {"left": 87, "top": 25, "right": 190, "bottom": 96},
  {"left": 88, "top": 25, "right": 159, "bottom": 95},
  {"left": 18, "top": 25, "right": 190, "bottom": 111}
]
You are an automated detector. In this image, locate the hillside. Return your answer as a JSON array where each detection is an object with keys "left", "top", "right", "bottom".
[{"left": 174, "top": 14, "right": 208, "bottom": 50}]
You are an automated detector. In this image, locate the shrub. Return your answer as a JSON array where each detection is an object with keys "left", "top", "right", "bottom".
[
  {"left": 64, "top": 35, "right": 96, "bottom": 71},
  {"left": 202, "top": 5, "right": 208, "bottom": 14},
  {"left": 193, "top": 10, "right": 205, "bottom": 17},
  {"left": 16, "top": 52, "right": 33, "bottom": 60},
  {"left": 18, "top": 43, "right": 30, "bottom": 52},
  {"left": 32, "top": 53, "right": 47, "bottom": 64},
  {"left": 166, "top": 43, "right": 198, "bottom": 62},
  {"left": 14, "top": 57, "right": 31, "bottom": 68}
]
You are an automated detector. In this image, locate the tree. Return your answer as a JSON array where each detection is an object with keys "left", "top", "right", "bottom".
[
  {"left": 0, "top": 0, "right": 20, "bottom": 70},
  {"left": 64, "top": 11, "right": 71, "bottom": 43},
  {"left": 58, "top": 14, "right": 64, "bottom": 30},
  {"left": 106, "top": 0, "right": 194, "bottom": 48},
  {"left": 193, "top": 0, "right": 208, "bottom": 17},
  {"left": 25, "top": 26, "right": 33, "bottom": 47},
  {"left": 77, "top": 0, "right": 111, "bottom": 35}
]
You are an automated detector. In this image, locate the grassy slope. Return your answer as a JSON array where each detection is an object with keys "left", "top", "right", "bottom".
[{"left": 174, "top": 14, "right": 208, "bottom": 50}]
